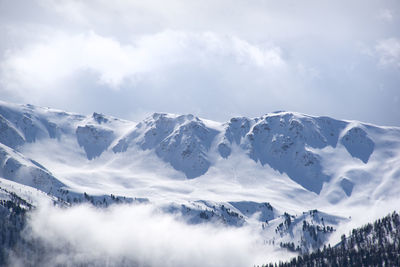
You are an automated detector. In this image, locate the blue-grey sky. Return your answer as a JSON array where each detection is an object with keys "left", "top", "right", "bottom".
[{"left": 0, "top": 0, "right": 399, "bottom": 125}]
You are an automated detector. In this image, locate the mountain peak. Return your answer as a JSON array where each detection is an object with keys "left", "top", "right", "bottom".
[{"left": 92, "top": 112, "right": 109, "bottom": 124}]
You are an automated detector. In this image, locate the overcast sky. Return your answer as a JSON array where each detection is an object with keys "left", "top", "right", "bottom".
[{"left": 0, "top": 0, "right": 399, "bottom": 125}]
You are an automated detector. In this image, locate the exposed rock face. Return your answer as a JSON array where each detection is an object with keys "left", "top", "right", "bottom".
[
  {"left": 76, "top": 125, "right": 115, "bottom": 160},
  {"left": 340, "top": 126, "right": 375, "bottom": 163}
]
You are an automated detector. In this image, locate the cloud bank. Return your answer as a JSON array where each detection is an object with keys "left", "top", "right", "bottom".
[
  {"left": 9, "top": 203, "right": 292, "bottom": 267},
  {"left": 0, "top": 0, "right": 399, "bottom": 125},
  {"left": 1, "top": 30, "right": 285, "bottom": 92}
]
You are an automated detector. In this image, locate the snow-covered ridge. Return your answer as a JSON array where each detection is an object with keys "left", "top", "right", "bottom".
[
  {"left": 0, "top": 142, "right": 64, "bottom": 196},
  {"left": 110, "top": 110, "right": 399, "bottom": 195},
  {"left": 163, "top": 200, "right": 276, "bottom": 226},
  {"left": 0, "top": 101, "right": 399, "bottom": 199},
  {"left": 0, "top": 100, "right": 132, "bottom": 158},
  {"left": 263, "top": 209, "right": 348, "bottom": 253},
  {"left": 113, "top": 113, "right": 219, "bottom": 178}
]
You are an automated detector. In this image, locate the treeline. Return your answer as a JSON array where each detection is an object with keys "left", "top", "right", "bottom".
[
  {"left": 0, "top": 191, "right": 31, "bottom": 265},
  {"left": 263, "top": 211, "right": 400, "bottom": 267}
]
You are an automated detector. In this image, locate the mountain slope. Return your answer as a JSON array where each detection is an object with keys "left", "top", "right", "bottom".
[
  {"left": 0, "top": 101, "right": 399, "bottom": 205},
  {"left": 0, "top": 143, "right": 64, "bottom": 196},
  {"left": 108, "top": 110, "right": 400, "bottom": 199}
]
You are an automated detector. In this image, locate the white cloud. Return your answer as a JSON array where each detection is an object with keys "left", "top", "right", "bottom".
[
  {"left": 0, "top": 30, "right": 285, "bottom": 92},
  {"left": 10, "top": 203, "right": 292, "bottom": 267},
  {"left": 376, "top": 38, "right": 400, "bottom": 67},
  {"left": 377, "top": 9, "right": 394, "bottom": 22}
]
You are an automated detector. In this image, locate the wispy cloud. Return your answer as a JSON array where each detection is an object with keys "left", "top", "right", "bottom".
[
  {"left": 376, "top": 38, "right": 400, "bottom": 68},
  {"left": 377, "top": 9, "right": 394, "bottom": 22}
]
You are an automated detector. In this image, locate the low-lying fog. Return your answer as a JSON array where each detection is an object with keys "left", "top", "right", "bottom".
[{"left": 9, "top": 203, "right": 294, "bottom": 267}]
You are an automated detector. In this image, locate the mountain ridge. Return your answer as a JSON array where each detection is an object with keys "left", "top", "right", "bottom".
[{"left": 0, "top": 100, "right": 399, "bottom": 200}]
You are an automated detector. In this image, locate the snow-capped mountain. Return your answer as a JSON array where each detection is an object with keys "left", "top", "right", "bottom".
[
  {"left": 0, "top": 100, "right": 399, "bottom": 258},
  {"left": 109, "top": 110, "right": 398, "bottom": 197},
  {"left": 1, "top": 100, "right": 399, "bottom": 204}
]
